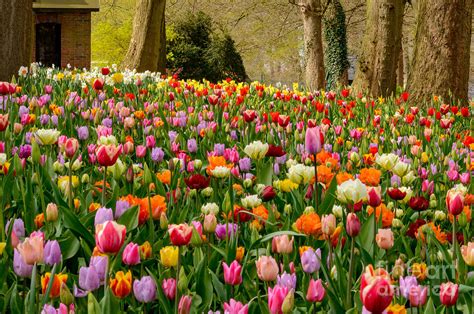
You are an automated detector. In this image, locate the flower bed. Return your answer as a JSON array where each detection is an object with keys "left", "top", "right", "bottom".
[{"left": 0, "top": 65, "right": 472, "bottom": 313}]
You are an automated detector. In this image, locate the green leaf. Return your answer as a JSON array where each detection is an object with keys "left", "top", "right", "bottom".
[
  {"left": 259, "top": 230, "right": 305, "bottom": 243},
  {"left": 424, "top": 297, "right": 436, "bottom": 314},
  {"left": 61, "top": 205, "right": 95, "bottom": 248},
  {"left": 209, "top": 270, "right": 226, "bottom": 301},
  {"left": 195, "top": 258, "right": 213, "bottom": 310},
  {"left": 87, "top": 292, "right": 102, "bottom": 314},
  {"left": 117, "top": 205, "right": 139, "bottom": 232},
  {"left": 27, "top": 263, "right": 37, "bottom": 313},
  {"left": 58, "top": 231, "right": 80, "bottom": 260},
  {"left": 100, "top": 287, "right": 120, "bottom": 314},
  {"left": 320, "top": 177, "right": 338, "bottom": 214},
  {"left": 357, "top": 213, "right": 375, "bottom": 258},
  {"left": 258, "top": 161, "right": 273, "bottom": 185}
]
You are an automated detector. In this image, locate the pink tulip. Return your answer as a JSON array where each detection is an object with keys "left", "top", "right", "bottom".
[
  {"left": 321, "top": 214, "right": 336, "bottom": 237},
  {"left": 223, "top": 260, "right": 242, "bottom": 285},
  {"left": 95, "top": 221, "right": 126, "bottom": 254},
  {"left": 421, "top": 180, "right": 434, "bottom": 195},
  {"left": 224, "top": 298, "right": 249, "bottom": 314},
  {"left": 122, "top": 242, "right": 140, "bottom": 265},
  {"left": 178, "top": 295, "right": 192, "bottom": 314},
  {"left": 367, "top": 186, "right": 382, "bottom": 207},
  {"left": 65, "top": 138, "right": 79, "bottom": 159},
  {"left": 376, "top": 229, "right": 394, "bottom": 250},
  {"left": 460, "top": 173, "right": 470, "bottom": 185},
  {"left": 305, "top": 126, "right": 323, "bottom": 155},
  {"left": 446, "top": 190, "right": 464, "bottom": 216},
  {"left": 161, "top": 278, "right": 176, "bottom": 300},
  {"left": 409, "top": 285, "right": 428, "bottom": 307},
  {"left": 256, "top": 256, "right": 279, "bottom": 282},
  {"left": 17, "top": 235, "right": 44, "bottom": 265},
  {"left": 272, "top": 235, "right": 294, "bottom": 254},
  {"left": 440, "top": 282, "right": 458, "bottom": 307},
  {"left": 136, "top": 145, "right": 147, "bottom": 158},
  {"left": 268, "top": 285, "right": 289, "bottom": 314},
  {"left": 145, "top": 135, "right": 156, "bottom": 148},
  {"left": 346, "top": 213, "right": 361, "bottom": 237},
  {"left": 306, "top": 278, "right": 325, "bottom": 302}
]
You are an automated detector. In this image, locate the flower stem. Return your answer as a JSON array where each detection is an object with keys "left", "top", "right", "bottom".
[
  {"left": 175, "top": 246, "right": 181, "bottom": 314},
  {"left": 102, "top": 166, "right": 107, "bottom": 206},
  {"left": 346, "top": 236, "right": 355, "bottom": 309},
  {"left": 452, "top": 217, "right": 457, "bottom": 270},
  {"left": 313, "top": 154, "right": 318, "bottom": 212}
]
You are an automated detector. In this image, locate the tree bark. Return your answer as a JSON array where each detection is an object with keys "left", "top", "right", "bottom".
[
  {"left": 301, "top": 0, "right": 325, "bottom": 91},
  {"left": 323, "top": 0, "right": 350, "bottom": 89},
  {"left": 0, "top": 0, "right": 33, "bottom": 82},
  {"left": 397, "top": 42, "right": 404, "bottom": 87},
  {"left": 353, "top": 0, "right": 404, "bottom": 97},
  {"left": 407, "top": 0, "right": 472, "bottom": 103},
  {"left": 122, "top": 0, "right": 166, "bottom": 73}
]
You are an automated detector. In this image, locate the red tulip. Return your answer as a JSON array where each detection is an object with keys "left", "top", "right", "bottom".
[
  {"left": 346, "top": 213, "right": 361, "bottom": 237},
  {"left": 0, "top": 82, "right": 11, "bottom": 95},
  {"left": 64, "top": 138, "right": 79, "bottom": 159},
  {"left": 168, "top": 224, "right": 193, "bottom": 246},
  {"left": 387, "top": 188, "right": 406, "bottom": 201},
  {"left": 440, "top": 282, "right": 458, "bottom": 307},
  {"left": 95, "top": 221, "right": 126, "bottom": 254},
  {"left": 261, "top": 186, "right": 276, "bottom": 202},
  {"left": 184, "top": 174, "right": 210, "bottom": 190},
  {"left": 409, "top": 196, "right": 429, "bottom": 211},
  {"left": 101, "top": 67, "right": 110, "bottom": 75},
  {"left": 360, "top": 265, "right": 394, "bottom": 314},
  {"left": 93, "top": 78, "right": 104, "bottom": 91},
  {"left": 243, "top": 110, "right": 256, "bottom": 123},
  {"left": 367, "top": 186, "right": 382, "bottom": 207},
  {"left": 277, "top": 115, "right": 290, "bottom": 127},
  {"left": 265, "top": 144, "right": 286, "bottom": 157},
  {"left": 96, "top": 144, "right": 121, "bottom": 167}
]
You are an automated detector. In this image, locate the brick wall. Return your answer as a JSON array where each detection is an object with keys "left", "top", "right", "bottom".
[{"left": 33, "top": 11, "right": 92, "bottom": 69}]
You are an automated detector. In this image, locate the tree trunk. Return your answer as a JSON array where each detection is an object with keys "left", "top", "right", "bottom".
[
  {"left": 407, "top": 0, "right": 472, "bottom": 103},
  {"left": 122, "top": 0, "right": 166, "bottom": 73},
  {"left": 397, "top": 43, "right": 404, "bottom": 87},
  {"left": 323, "top": 0, "right": 350, "bottom": 89},
  {"left": 353, "top": 0, "right": 404, "bottom": 97},
  {"left": 301, "top": 0, "right": 325, "bottom": 91},
  {"left": 0, "top": 0, "right": 32, "bottom": 82}
]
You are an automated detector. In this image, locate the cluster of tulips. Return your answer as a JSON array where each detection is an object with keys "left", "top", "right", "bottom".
[{"left": 0, "top": 63, "right": 472, "bottom": 313}]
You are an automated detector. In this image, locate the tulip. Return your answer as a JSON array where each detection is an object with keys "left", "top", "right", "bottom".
[
  {"left": 122, "top": 242, "right": 141, "bottom": 265},
  {"left": 178, "top": 295, "right": 192, "bottom": 314},
  {"left": 78, "top": 266, "right": 100, "bottom": 291},
  {"left": 346, "top": 213, "right": 361, "bottom": 237},
  {"left": 301, "top": 248, "right": 321, "bottom": 273},
  {"left": 277, "top": 272, "right": 297, "bottom": 290},
  {"left": 46, "top": 203, "right": 58, "bottom": 222},
  {"left": 305, "top": 126, "right": 324, "bottom": 154},
  {"left": 94, "top": 207, "right": 113, "bottom": 226},
  {"left": 160, "top": 246, "right": 179, "bottom": 267},
  {"left": 261, "top": 185, "right": 277, "bottom": 202},
  {"left": 268, "top": 285, "right": 289, "bottom": 314},
  {"left": 244, "top": 141, "right": 269, "bottom": 160},
  {"left": 256, "top": 256, "right": 279, "bottom": 281},
  {"left": 203, "top": 214, "right": 217, "bottom": 233},
  {"left": 44, "top": 240, "right": 62, "bottom": 266},
  {"left": 93, "top": 78, "right": 104, "bottom": 90},
  {"left": 110, "top": 270, "right": 132, "bottom": 298},
  {"left": 375, "top": 153, "right": 399, "bottom": 171},
  {"left": 439, "top": 282, "right": 458, "bottom": 307},
  {"left": 168, "top": 224, "right": 193, "bottom": 246},
  {"left": 41, "top": 272, "right": 68, "bottom": 298},
  {"left": 64, "top": 138, "right": 79, "bottom": 159},
  {"left": 399, "top": 276, "right": 417, "bottom": 299},
  {"left": 0, "top": 114, "right": 9, "bottom": 132},
  {"left": 90, "top": 256, "right": 108, "bottom": 284},
  {"left": 387, "top": 187, "right": 407, "bottom": 200},
  {"left": 136, "top": 145, "right": 147, "bottom": 158},
  {"left": 162, "top": 278, "right": 176, "bottom": 300},
  {"left": 13, "top": 249, "right": 33, "bottom": 277},
  {"left": 376, "top": 229, "right": 394, "bottom": 250},
  {"left": 215, "top": 223, "right": 238, "bottom": 240},
  {"left": 337, "top": 179, "right": 368, "bottom": 204},
  {"left": 360, "top": 265, "right": 394, "bottom": 313},
  {"left": 5, "top": 218, "right": 25, "bottom": 238},
  {"left": 184, "top": 174, "right": 210, "bottom": 190},
  {"left": 133, "top": 276, "right": 157, "bottom": 303},
  {"left": 95, "top": 221, "right": 126, "bottom": 254},
  {"left": 272, "top": 235, "right": 294, "bottom": 254},
  {"left": 224, "top": 299, "right": 249, "bottom": 314},
  {"left": 321, "top": 214, "right": 336, "bottom": 237},
  {"left": 17, "top": 236, "right": 44, "bottom": 265},
  {"left": 223, "top": 260, "right": 242, "bottom": 285},
  {"left": 34, "top": 129, "right": 61, "bottom": 145},
  {"left": 306, "top": 278, "right": 325, "bottom": 302},
  {"left": 409, "top": 196, "right": 429, "bottom": 211},
  {"left": 461, "top": 242, "right": 474, "bottom": 266},
  {"left": 446, "top": 189, "right": 464, "bottom": 216},
  {"left": 409, "top": 285, "right": 428, "bottom": 307},
  {"left": 96, "top": 144, "right": 121, "bottom": 167},
  {"left": 367, "top": 186, "right": 382, "bottom": 207}
]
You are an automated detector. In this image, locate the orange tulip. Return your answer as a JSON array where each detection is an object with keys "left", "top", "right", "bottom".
[
  {"left": 110, "top": 270, "right": 132, "bottom": 298},
  {"left": 41, "top": 272, "right": 68, "bottom": 298}
]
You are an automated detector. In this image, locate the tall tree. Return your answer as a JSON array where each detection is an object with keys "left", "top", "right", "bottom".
[
  {"left": 122, "top": 0, "right": 166, "bottom": 73},
  {"left": 407, "top": 0, "right": 472, "bottom": 103},
  {"left": 353, "top": 0, "right": 404, "bottom": 97},
  {"left": 0, "top": 0, "right": 32, "bottom": 81},
  {"left": 294, "top": 0, "right": 326, "bottom": 90},
  {"left": 323, "top": 0, "right": 350, "bottom": 89}
]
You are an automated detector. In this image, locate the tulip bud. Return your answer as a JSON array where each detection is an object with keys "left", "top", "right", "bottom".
[
  {"left": 346, "top": 213, "right": 361, "bottom": 237},
  {"left": 177, "top": 268, "right": 188, "bottom": 292},
  {"left": 458, "top": 212, "right": 468, "bottom": 228},
  {"left": 282, "top": 290, "right": 295, "bottom": 314},
  {"left": 243, "top": 178, "right": 253, "bottom": 189},
  {"left": 81, "top": 173, "right": 90, "bottom": 184},
  {"left": 190, "top": 228, "right": 202, "bottom": 246},
  {"left": 194, "top": 159, "right": 202, "bottom": 171},
  {"left": 304, "top": 206, "right": 314, "bottom": 214},
  {"left": 201, "top": 187, "right": 213, "bottom": 198},
  {"left": 332, "top": 205, "right": 343, "bottom": 218},
  {"left": 143, "top": 163, "right": 153, "bottom": 185},
  {"left": 203, "top": 214, "right": 217, "bottom": 233},
  {"left": 321, "top": 214, "right": 336, "bottom": 237},
  {"left": 395, "top": 208, "right": 404, "bottom": 218},
  {"left": 160, "top": 212, "right": 168, "bottom": 230},
  {"left": 60, "top": 283, "right": 74, "bottom": 306},
  {"left": 126, "top": 166, "right": 134, "bottom": 183},
  {"left": 434, "top": 210, "right": 446, "bottom": 221},
  {"left": 392, "top": 218, "right": 403, "bottom": 228},
  {"left": 284, "top": 204, "right": 292, "bottom": 215},
  {"left": 46, "top": 203, "right": 58, "bottom": 222}
]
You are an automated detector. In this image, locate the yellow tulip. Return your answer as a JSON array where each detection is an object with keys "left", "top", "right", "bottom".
[
  {"left": 160, "top": 246, "right": 179, "bottom": 267},
  {"left": 0, "top": 242, "right": 6, "bottom": 256}
]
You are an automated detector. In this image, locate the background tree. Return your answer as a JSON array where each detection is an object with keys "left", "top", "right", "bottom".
[
  {"left": 0, "top": 0, "right": 32, "bottom": 81},
  {"left": 353, "top": 0, "right": 404, "bottom": 97},
  {"left": 407, "top": 0, "right": 472, "bottom": 102},
  {"left": 122, "top": 0, "right": 167, "bottom": 73},
  {"left": 323, "top": 0, "right": 350, "bottom": 89},
  {"left": 293, "top": 0, "right": 326, "bottom": 90}
]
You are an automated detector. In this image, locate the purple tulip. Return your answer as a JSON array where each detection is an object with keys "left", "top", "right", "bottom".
[
  {"left": 6, "top": 218, "right": 25, "bottom": 238},
  {"left": 115, "top": 200, "right": 130, "bottom": 219},
  {"left": 391, "top": 175, "right": 401, "bottom": 187},
  {"left": 215, "top": 223, "right": 238, "bottom": 240},
  {"left": 133, "top": 276, "right": 157, "bottom": 303},
  {"left": 187, "top": 139, "right": 197, "bottom": 153},
  {"left": 13, "top": 249, "right": 33, "bottom": 278},
  {"left": 77, "top": 126, "right": 89, "bottom": 140},
  {"left": 214, "top": 143, "right": 225, "bottom": 156},
  {"left": 94, "top": 207, "right": 113, "bottom": 226},
  {"left": 79, "top": 266, "right": 100, "bottom": 291},
  {"left": 399, "top": 276, "right": 418, "bottom": 299},
  {"left": 40, "top": 114, "right": 50, "bottom": 125},
  {"left": 43, "top": 240, "right": 62, "bottom": 265},
  {"left": 151, "top": 147, "right": 164, "bottom": 162},
  {"left": 301, "top": 248, "right": 321, "bottom": 273},
  {"left": 238, "top": 157, "right": 251, "bottom": 172},
  {"left": 41, "top": 304, "right": 56, "bottom": 314},
  {"left": 277, "top": 272, "right": 297, "bottom": 290},
  {"left": 90, "top": 256, "right": 108, "bottom": 284}
]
